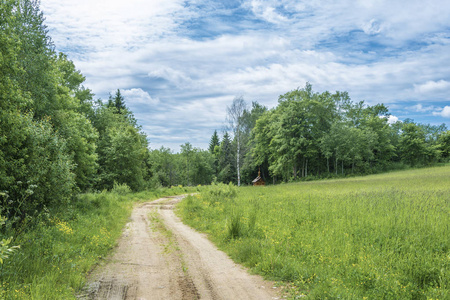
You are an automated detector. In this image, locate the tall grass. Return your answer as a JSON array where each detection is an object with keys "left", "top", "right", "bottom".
[
  {"left": 0, "top": 185, "right": 204, "bottom": 299},
  {"left": 177, "top": 166, "right": 450, "bottom": 299}
]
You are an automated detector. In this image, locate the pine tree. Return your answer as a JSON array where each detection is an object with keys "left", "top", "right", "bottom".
[
  {"left": 209, "top": 130, "right": 220, "bottom": 154},
  {"left": 218, "top": 132, "right": 235, "bottom": 183},
  {"left": 209, "top": 130, "right": 220, "bottom": 176},
  {"left": 107, "top": 89, "right": 126, "bottom": 114},
  {"left": 114, "top": 89, "right": 126, "bottom": 114}
]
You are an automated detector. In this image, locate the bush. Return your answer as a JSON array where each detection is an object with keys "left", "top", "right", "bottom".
[
  {"left": 111, "top": 182, "right": 132, "bottom": 195},
  {"left": 206, "top": 182, "right": 237, "bottom": 202},
  {"left": 226, "top": 211, "right": 243, "bottom": 240}
]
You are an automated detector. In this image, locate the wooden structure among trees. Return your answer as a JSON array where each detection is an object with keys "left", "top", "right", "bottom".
[{"left": 252, "top": 169, "right": 265, "bottom": 186}]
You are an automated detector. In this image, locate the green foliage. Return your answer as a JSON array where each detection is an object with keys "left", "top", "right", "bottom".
[
  {"left": 13, "top": 0, "right": 57, "bottom": 118},
  {"left": 209, "top": 131, "right": 220, "bottom": 177},
  {"left": 148, "top": 145, "right": 214, "bottom": 187},
  {"left": 107, "top": 89, "right": 127, "bottom": 114},
  {"left": 54, "top": 110, "right": 99, "bottom": 191},
  {"left": 438, "top": 130, "right": 450, "bottom": 159},
  {"left": 245, "top": 83, "right": 447, "bottom": 183},
  {"left": 218, "top": 132, "right": 235, "bottom": 183},
  {"left": 0, "top": 0, "right": 100, "bottom": 219},
  {"left": 111, "top": 182, "right": 132, "bottom": 195},
  {"left": 0, "top": 113, "right": 75, "bottom": 220},
  {"left": 178, "top": 166, "right": 450, "bottom": 299},
  {"left": 0, "top": 191, "right": 133, "bottom": 299},
  {"left": 0, "top": 216, "right": 20, "bottom": 265},
  {"left": 209, "top": 130, "right": 220, "bottom": 154},
  {"left": 148, "top": 147, "right": 177, "bottom": 187},
  {"left": 206, "top": 182, "right": 238, "bottom": 201},
  {"left": 94, "top": 105, "right": 149, "bottom": 191},
  {"left": 100, "top": 126, "right": 147, "bottom": 191},
  {"left": 400, "top": 123, "right": 440, "bottom": 166},
  {"left": 226, "top": 211, "right": 244, "bottom": 240}
]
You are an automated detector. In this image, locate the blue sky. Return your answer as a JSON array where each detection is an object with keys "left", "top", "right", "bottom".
[{"left": 40, "top": 0, "right": 450, "bottom": 151}]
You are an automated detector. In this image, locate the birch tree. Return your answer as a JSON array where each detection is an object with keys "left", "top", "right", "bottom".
[{"left": 226, "top": 97, "right": 247, "bottom": 186}]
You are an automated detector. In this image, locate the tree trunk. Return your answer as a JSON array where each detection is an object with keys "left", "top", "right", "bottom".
[
  {"left": 341, "top": 160, "right": 344, "bottom": 175},
  {"left": 187, "top": 157, "right": 190, "bottom": 185},
  {"left": 305, "top": 158, "right": 308, "bottom": 177},
  {"left": 237, "top": 134, "right": 240, "bottom": 186},
  {"left": 327, "top": 157, "right": 330, "bottom": 173},
  {"left": 335, "top": 158, "right": 338, "bottom": 175},
  {"left": 302, "top": 158, "right": 305, "bottom": 177}
]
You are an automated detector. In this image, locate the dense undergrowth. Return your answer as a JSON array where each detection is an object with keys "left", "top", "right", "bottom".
[
  {"left": 0, "top": 184, "right": 202, "bottom": 299},
  {"left": 177, "top": 166, "right": 450, "bottom": 299}
]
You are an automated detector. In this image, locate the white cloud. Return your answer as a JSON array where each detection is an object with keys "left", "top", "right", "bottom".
[
  {"left": 121, "top": 88, "right": 159, "bottom": 105},
  {"left": 411, "top": 104, "right": 436, "bottom": 112},
  {"left": 380, "top": 115, "right": 400, "bottom": 124},
  {"left": 414, "top": 80, "right": 450, "bottom": 94},
  {"left": 41, "top": 0, "right": 187, "bottom": 54},
  {"left": 148, "top": 67, "right": 193, "bottom": 88},
  {"left": 249, "top": 0, "right": 288, "bottom": 24},
  {"left": 361, "top": 19, "right": 383, "bottom": 35},
  {"left": 433, "top": 106, "right": 450, "bottom": 118},
  {"left": 387, "top": 115, "right": 399, "bottom": 124}
]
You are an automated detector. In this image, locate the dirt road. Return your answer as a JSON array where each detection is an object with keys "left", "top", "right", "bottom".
[{"left": 78, "top": 196, "right": 280, "bottom": 300}]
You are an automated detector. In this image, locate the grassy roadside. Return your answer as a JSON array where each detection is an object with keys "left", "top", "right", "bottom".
[
  {"left": 176, "top": 166, "right": 450, "bottom": 299},
  {"left": 0, "top": 185, "right": 203, "bottom": 299},
  {"left": 148, "top": 208, "right": 189, "bottom": 274}
]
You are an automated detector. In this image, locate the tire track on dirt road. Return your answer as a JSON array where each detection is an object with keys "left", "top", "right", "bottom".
[{"left": 78, "top": 195, "right": 280, "bottom": 300}]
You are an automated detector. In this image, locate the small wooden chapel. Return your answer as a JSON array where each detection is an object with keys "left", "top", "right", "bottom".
[{"left": 252, "top": 169, "right": 265, "bottom": 186}]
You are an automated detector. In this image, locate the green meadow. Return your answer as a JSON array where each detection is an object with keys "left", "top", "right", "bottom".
[{"left": 177, "top": 166, "right": 450, "bottom": 299}]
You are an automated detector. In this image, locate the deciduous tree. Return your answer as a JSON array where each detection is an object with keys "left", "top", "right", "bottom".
[{"left": 226, "top": 97, "right": 247, "bottom": 186}]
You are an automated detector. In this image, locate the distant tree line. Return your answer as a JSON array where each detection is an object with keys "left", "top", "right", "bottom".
[
  {"left": 201, "top": 83, "right": 450, "bottom": 185},
  {"left": 249, "top": 83, "right": 449, "bottom": 183},
  {"left": 210, "top": 83, "right": 450, "bottom": 183},
  {"left": 151, "top": 82, "right": 449, "bottom": 187}
]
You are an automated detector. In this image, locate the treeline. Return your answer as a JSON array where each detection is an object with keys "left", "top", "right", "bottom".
[
  {"left": 217, "top": 84, "right": 450, "bottom": 184},
  {"left": 248, "top": 83, "right": 450, "bottom": 183},
  {"left": 0, "top": 0, "right": 150, "bottom": 223},
  {"left": 149, "top": 143, "right": 214, "bottom": 187},
  {"left": 148, "top": 100, "right": 268, "bottom": 187},
  {"left": 150, "top": 83, "right": 450, "bottom": 187}
]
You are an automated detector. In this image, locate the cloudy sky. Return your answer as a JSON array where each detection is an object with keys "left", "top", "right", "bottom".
[{"left": 40, "top": 0, "right": 450, "bottom": 151}]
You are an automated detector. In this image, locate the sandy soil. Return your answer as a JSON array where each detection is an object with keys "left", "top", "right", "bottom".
[{"left": 78, "top": 195, "right": 281, "bottom": 300}]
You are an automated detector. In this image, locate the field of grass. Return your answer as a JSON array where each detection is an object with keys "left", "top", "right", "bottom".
[
  {"left": 0, "top": 184, "right": 202, "bottom": 299},
  {"left": 177, "top": 166, "right": 450, "bottom": 299}
]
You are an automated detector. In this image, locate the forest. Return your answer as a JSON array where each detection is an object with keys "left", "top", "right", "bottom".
[{"left": 2, "top": 0, "right": 450, "bottom": 225}]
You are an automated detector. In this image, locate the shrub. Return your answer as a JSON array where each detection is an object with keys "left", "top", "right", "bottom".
[
  {"left": 111, "top": 182, "right": 132, "bottom": 195},
  {"left": 0, "top": 215, "right": 20, "bottom": 265},
  {"left": 226, "top": 211, "right": 243, "bottom": 240},
  {"left": 206, "top": 182, "right": 237, "bottom": 202}
]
